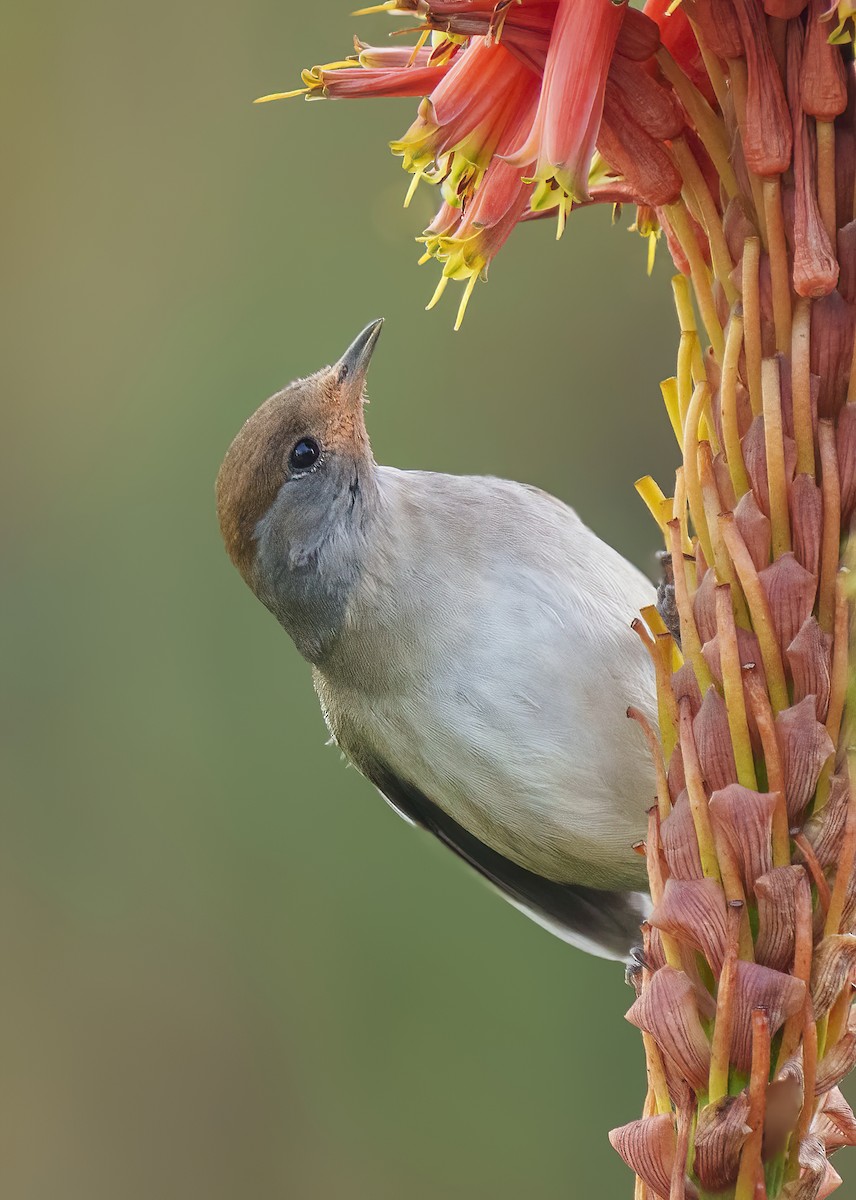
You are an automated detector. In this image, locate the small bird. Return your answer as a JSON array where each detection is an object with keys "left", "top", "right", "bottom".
[{"left": 217, "top": 321, "right": 658, "bottom": 961}]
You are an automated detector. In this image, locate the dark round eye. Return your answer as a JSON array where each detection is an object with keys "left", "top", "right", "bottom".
[{"left": 289, "top": 438, "right": 321, "bottom": 471}]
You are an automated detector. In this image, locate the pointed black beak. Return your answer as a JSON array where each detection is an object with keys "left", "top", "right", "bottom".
[{"left": 337, "top": 319, "right": 384, "bottom": 392}]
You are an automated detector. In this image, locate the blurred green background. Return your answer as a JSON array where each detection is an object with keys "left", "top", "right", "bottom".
[{"left": 3, "top": 3, "right": 700, "bottom": 1196}]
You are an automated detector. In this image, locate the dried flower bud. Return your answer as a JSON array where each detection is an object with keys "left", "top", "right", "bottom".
[
  {"left": 789, "top": 475, "right": 823, "bottom": 578},
  {"left": 597, "top": 87, "right": 683, "bottom": 207},
  {"left": 734, "top": 489, "right": 772, "bottom": 571},
  {"left": 743, "top": 415, "right": 798, "bottom": 517},
  {"left": 787, "top": 21, "right": 840, "bottom": 298},
  {"left": 811, "top": 291, "right": 855, "bottom": 417},
  {"left": 661, "top": 789, "right": 704, "bottom": 880},
  {"left": 813, "top": 1088, "right": 856, "bottom": 1153},
  {"left": 667, "top": 744, "right": 686, "bottom": 805},
  {"left": 609, "top": 1115, "right": 681, "bottom": 1198},
  {"left": 759, "top": 553, "right": 818, "bottom": 659},
  {"left": 607, "top": 56, "right": 684, "bottom": 141},
  {"left": 694, "top": 687, "right": 739, "bottom": 791},
  {"left": 683, "top": 0, "right": 743, "bottom": 60},
  {"left": 803, "top": 772, "right": 850, "bottom": 868},
  {"left": 756, "top": 865, "right": 811, "bottom": 971},
  {"left": 693, "top": 570, "right": 718, "bottom": 644},
  {"left": 672, "top": 663, "right": 703, "bottom": 716},
  {"left": 816, "top": 1009, "right": 856, "bottom": 1092},
  {"left": 786, "top": 617, "right": 833, "bottom": 720},
  {"left": 775, "top": 697, "right": 835, "bottom": 822},
  {"left": 729, "top": 961, "right": 806, "bottom": 1072},
  {"left": 780, "top": 1135, "right": 834, "bottom": 1200},
  {"left": 626, "top": 966, "right": 712, "bottom": 1090},
  {"left": 615, "top": 9, "right": 661, "bottom": 60},
  {"left": 810, "top": 934, "right": 856, "bottom": 1018},
  {"left": 650, "top": 877, "right": 730, "bottom": 971},
  {"left": 801, "top": 0, "right": 848, "bottom": 120},
  {"left": 710, "top": 784, "right": 779, "bottom": 895},
  {"left": 724, "top": 196, "right": 761, "bottom": 265},
  {"left": 731, "top": 0, "right": 793, "bottom": 175},
  {"left": 694, "top": 1093, "right": 752, "bottom": 1191}
]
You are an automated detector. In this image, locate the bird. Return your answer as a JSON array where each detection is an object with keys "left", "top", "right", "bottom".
[{"left": 216, "top": 319, "right": 659, "bottom": 962}]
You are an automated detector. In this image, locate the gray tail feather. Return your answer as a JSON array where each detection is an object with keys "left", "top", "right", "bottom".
[{"left": 363, "top": 757, "right": 650, "bottom": 963}]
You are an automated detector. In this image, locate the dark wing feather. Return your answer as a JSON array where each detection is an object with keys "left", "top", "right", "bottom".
[{"left": 362, "top": 757, "right": 648, "bottom": 963}]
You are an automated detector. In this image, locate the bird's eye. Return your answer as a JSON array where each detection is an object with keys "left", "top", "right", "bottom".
[{"left": 289, "top": 438, "right": 321, "bottom": 471}]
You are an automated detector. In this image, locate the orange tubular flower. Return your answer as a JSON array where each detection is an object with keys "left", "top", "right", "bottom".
[
  {"left": 505, "top": 0, "right": 627, "bottom": 215},
  {"left": 391, "top": 37, "right": 537, "bottom": 209}
]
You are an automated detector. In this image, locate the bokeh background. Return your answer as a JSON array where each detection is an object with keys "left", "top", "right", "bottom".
[{"left": 1, "top": 3, "right": 790, "bottom": 1197}]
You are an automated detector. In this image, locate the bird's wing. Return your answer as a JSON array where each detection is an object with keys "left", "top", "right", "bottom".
[{"left": 362, "top": 756, "right": 649, "bottom": 963}]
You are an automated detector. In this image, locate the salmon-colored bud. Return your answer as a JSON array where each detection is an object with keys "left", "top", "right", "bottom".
[
  {"left": 802, "top": 0, "right": 848, "bottom": 119},
  {"left": 756, "top": 865, "right": 811, "bottom": 972},
  {"left": 786, "top": 617, "right": 833, "bottom": 721},
  {"left": 759, "top": 552, "right": 818, "bottom": 658},
  {"left": 804, "top": 771, "right": 849, "bottom": 868},
  {"left": 609, "top": 1115, "right": 681, "bottom": 1199},
  {"left": 673, "top": 661, "right": 704, "bottom": 715},
  {"left": 811, "top": 291, "right": 855, "bottom": 417},
  {"left": 694, "top": 1094, "right": 752, "bottom": 1192},
  {"left": 597, "top": 87, "right": 683, "bottom": 207},
  {"left": 615, "top": 8, "right": 661, "bottom": 60},
  {"left": 743, "top": 414, "right": 798, "bottom": 517},
  {"left": 693, "top": 571, "right": 718, "bottom": 644},
  {"left": 789, "top": 475, "right": 823, "bottom": 577},
  {"left": 775, "top": 696, "right": 835, "bottom": 821},
  {"left": 651, "top": 877, "right": 730, "bottom": 970},
  {"left": 606, "top": 56, "right": 684, "bottom": 140},
  {"left": 787, "top": 21, "right": 840, "bottom": 298},
  {"left": 626, "top": 965, "right": 712, "bottom": 1090},
  {"left": 710, "top": 784, "right": 779, "bottom": 895},
  {"left": 731, "top": 0, "right": 793, "bottom": 175},
  {"left": 837, "top": 402, "right": 856, "bottom": 520},
  {"left": 816, "top": 1009, "right": 856, "bottom": 1093},
  {"left": 838, "top": 221, "right": 856, "bottom": 304},
  {"left": 735, "top": 489, "right": 772, "bottom": 571},
  {"left": 811, "top": 935, "right": 856, "bottom": 1018},
  {"left": 662, "top": 789, "right": 704, "bottom": 880},
  {"left": 729, "top": 961, "right": 806, "bottom": 1072},
  {"left": 813, "top": 1088, "right": 856, "bottom": 1153},
  {"left": 683, "top": 0, "right": 743, "bottom": 60},
  {"left": 694, "top": 687, "right": 739, "bottom": 791}
]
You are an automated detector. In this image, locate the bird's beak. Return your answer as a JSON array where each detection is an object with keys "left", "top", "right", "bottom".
[{"left": 336, "top": 319, "right": 384, "bottom": 402}]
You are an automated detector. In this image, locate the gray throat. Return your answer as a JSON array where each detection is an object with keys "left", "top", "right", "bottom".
[{"left": 251, "top": 463, "right": 378, "bottom": 664}]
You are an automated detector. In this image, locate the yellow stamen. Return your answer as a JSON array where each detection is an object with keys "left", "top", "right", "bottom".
[
  {"left": 454, "top": 273, "right": 479, "bottom": 331},
  {"left": 635, "top": 477, "right": 669, "bottom": 539},
  {"left": 254, "top": 88, "right": 310, "bottom": 103},
  {"left": 425, "top": 274, "right": 449, "bottom": 311},
  {"left": 660, "top": 377, "right": 683, "bottom": 446},
  {"left": 407, "top": 29, "right": 430, "bottom": 66},
  {"left": 646, "top": 231, "right": 657, "bottom": 276},
  {"left": 403, "top": 172, "right": 422, "bottom": 208},
  {"left": 352, "top": 2, "right": 399, "bottom": 14}
]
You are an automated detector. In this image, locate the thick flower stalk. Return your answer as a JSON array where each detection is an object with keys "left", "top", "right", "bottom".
[{"left": 270, "top": 1, "right": 856, "bottom": 1195}]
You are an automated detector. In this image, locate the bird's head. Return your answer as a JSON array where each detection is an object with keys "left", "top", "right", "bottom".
[{"left": 216, "top": 319, "right": 384, "bottom": 594}]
